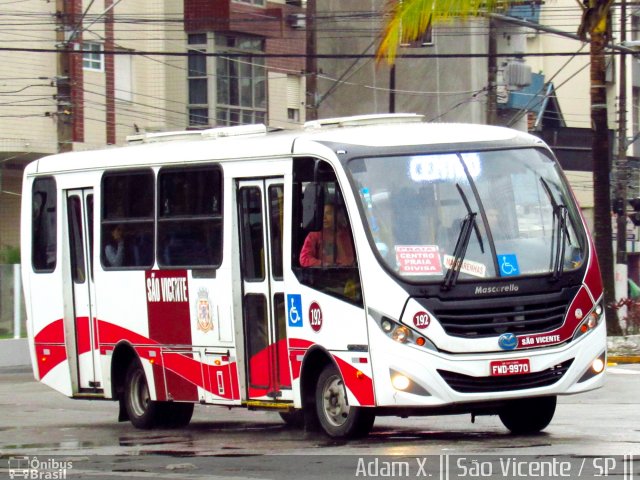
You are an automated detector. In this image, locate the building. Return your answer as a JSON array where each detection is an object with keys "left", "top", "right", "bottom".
[
  {"left": 0, "top": 0, "right": 307, "bottom": 254},
  {"left": 314, "top": 0, "right": 489, "bottom": 124}
]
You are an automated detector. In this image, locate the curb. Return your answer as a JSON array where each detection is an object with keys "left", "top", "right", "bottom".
[{"left": 608, "top": 355, "right": 640, "bottom": 364}]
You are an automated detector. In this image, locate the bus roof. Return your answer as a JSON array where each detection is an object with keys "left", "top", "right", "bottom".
[{"left": 26, "top": 116, "right": 543, "bottom": 176}]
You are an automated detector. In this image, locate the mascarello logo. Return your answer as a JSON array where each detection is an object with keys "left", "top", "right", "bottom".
[{"left": 498, "top": 333, "right": 518, "bottom": 350}]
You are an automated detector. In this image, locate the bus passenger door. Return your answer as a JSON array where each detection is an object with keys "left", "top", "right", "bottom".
[
  {"left": 65, "top": 189, "right": 101, "bottom": 392},
  {"left": 237, "top": 179, "right": 290, "bottom": 401}
]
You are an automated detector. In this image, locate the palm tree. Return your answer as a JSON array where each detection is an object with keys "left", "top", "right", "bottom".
[{"left": 377, "top": 0, "right": 622, "bottom": 335}]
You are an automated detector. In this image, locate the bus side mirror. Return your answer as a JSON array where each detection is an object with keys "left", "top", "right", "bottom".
[{"left": 302, "top": 183, "right": 324, "bottom": 231}]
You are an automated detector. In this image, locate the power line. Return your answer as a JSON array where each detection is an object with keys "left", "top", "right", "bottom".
[{"left": 0, "top": 45, "right": 629, "bottom": 59}]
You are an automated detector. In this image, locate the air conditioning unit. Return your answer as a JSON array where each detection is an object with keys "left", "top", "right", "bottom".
[
  {"left": 287, "top": 13, "right": 306, "bottom": 29},
  {"left": 504, "top": 59, "right": 532, "bottom": 89}
]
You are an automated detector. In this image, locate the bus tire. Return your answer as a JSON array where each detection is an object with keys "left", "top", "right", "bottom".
[
  {"left": 124, "top": 361, "right": 162, "bottom": 429},
  {"left": 499, "top": 396, "right": 556, "bottom": 434},
  {"left": 279, "top": 410, "right": 305, "bottom": 428},
  {"left": 315, "top": 364, "right": 375, "bottom": 438},
  {"left": 160, "top": 402, "right": 194, "bottom": 428}
]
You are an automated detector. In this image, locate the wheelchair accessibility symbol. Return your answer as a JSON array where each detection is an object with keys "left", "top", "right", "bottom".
[
  {"left": 498, "top": 254, "right": 520, "bottom": 277},
  {"left": 287, "top": 294, "right": 303, "bottom": 327}
]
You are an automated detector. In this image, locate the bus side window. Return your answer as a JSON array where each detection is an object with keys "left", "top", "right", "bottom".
[
  {"left": 101, "top": 169, "right": 155, "bottom": 269},
  {"left": 32, "top": 177, "right": 57, "bottom": 272},
  {"left": 292, "top": 158, "right": 362, "bottom": 306},
  {"left": 157, "top": 165, "right": 223, "bottom": 268}
]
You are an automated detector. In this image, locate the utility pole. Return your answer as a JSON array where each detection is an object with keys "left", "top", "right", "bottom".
[
  {"left": 615, "top": 0, "right": 629, "bottom": 303},
  {"left": 55, "top": 0, "right": 74, "bottom": 153},
  {"left": 305, "top": 0, "right": 317, "bottom": 121},
  {"left": 389, "top": 65, "right": 396, "bottom": 113},
  {"left": 487, "top": 18, "right": 498, "bottom": 125}
]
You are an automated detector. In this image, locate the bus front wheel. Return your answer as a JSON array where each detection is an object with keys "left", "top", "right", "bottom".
[
  {"left": 315, "top": 364, "right": 374, "bottom": 438},
  {"left": 498, "top": 396, "right": 557, "bottom": 434}
]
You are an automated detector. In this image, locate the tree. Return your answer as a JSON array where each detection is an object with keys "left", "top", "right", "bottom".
[{"left": 377, "top": 0, "right": 622, "bottom": 335}]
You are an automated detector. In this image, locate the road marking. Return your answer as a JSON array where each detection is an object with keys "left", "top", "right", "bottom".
[{"left": 608, "top": 367, "right": 640, "bottom": 375}]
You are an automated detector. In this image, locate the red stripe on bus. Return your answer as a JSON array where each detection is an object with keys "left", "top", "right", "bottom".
[
  {"left": 333, "top": 355, "right": 375, "bottom": 407},
  {"left": 34, "top": 319, "right": 65, "bottom": 344},
  {"left": 35, "top": 344, "right": 67, "bottom": 379},
  {"left": 516, "top": 285, "right": 594, "bottom": 348},
  {"left": 75, "top": 317, "right": 91, "bottom": 355}
]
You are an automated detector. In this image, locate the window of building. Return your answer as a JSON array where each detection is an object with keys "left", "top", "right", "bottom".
[
  {"left": 32, "top": 177, "right": 57, "bottom": 273},
  {"left": 400, "top": 24, "right": 433, "bottom": 47},
  {"left": 291, "top": 158, "right": 362, "bottom": 305},
  {"left": 82, "top": 42, "right": 104, "bottom": 71},
  {"left": 215, "top": 34, "right": 266, "bottom": 126},
  {"left": 115, "top": 52, "right": 132, "bottom": 102},
  {"left": 157, "top": 166, "right": 223, "bottom": 268},
  {"left": 233, "top": 0, "right": 265, "bottom": 6},
  {"left": 101, "top": 170, "right": 155, "bottom": 269},
  {"left": 187, "top": 34, "right": 209, "bottom": 127}
]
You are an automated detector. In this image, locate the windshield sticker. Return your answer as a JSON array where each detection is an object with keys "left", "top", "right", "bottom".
[
  {"left": 498, "top": 254, "right": 520, "bottom": 277},
  {"left": 443, "top": 255, "right": 486, "bottom": 278},
  {"left": 395, "top": 245, "right": 443, "bottom": 275}
]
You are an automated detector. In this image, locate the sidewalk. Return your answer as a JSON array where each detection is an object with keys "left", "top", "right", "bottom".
[
  {"left": 0, "top": 338, "right": 30, "bottom": 367},
  {"left": 607, "top": 334, "right": 640, "bottom": 364}
]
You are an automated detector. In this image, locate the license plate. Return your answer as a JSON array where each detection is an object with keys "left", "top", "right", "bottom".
[{"left": 490, "top": 358, "right": 530, "bottom": 376}]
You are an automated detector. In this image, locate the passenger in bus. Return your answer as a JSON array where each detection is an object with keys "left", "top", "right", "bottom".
[
  {"left": 300, "top": 204, "right": 355, "bottom": 267},
  {"left": 105, "top": 224, "right": 125, "bottom": 266}
]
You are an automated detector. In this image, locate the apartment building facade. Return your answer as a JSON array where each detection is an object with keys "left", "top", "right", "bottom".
[{"left": 314, "top": 0, "right": 489, "bottom": 124}]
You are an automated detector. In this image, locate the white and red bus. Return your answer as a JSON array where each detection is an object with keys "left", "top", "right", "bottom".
[{"left": 21, "top": 114, "right": 606, "bottom": 438}]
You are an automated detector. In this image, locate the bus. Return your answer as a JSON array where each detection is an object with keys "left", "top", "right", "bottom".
[{"left": 21, "top": 114, "right": 606, "bottom": 438}]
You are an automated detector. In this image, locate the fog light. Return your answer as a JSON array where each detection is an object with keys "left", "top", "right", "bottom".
[
  {"left": 391, "top": 374, "right": 410, "bottom": 390},
  {"left": 592, "top": 357, "right": 605, "bottom": 374}
]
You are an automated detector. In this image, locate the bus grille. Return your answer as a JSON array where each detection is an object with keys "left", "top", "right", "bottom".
[
  {"left": 437, "top": 359, "right": 573, "bottom": 393},
  {"left": 427, "top": 288, "right": 578, "bottom": 338}
]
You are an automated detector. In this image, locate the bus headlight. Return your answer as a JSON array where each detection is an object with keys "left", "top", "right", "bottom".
[
  {"left": 392, "top": 326, "right": 410, "bottom": 343},
  {"left": 573, "top": 302, "right": 604, "bottom": 341},
  {"left": 369, "top": 308, "right": 438, "bottom": 351}
]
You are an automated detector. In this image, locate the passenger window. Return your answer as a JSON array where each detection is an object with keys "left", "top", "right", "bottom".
[
  {"left": 101, "top": 170, "right": 155, "bottom": 269},
  {"left": 238, "top": 187, "right": 264, "bottom": 281},
  {"left": 67, "top": 196, "right": 86, "bottom": 283},
  {"left": 292, "top": 158, "right": 362, "bottom": 305},
  {"left": 157, "top": 166, "right": 223, "bottom": 268},
  {"left": 32, "top": 177, "right": 57, "bottom": 272},
  {"left": 268, "top": 185, "right": 284, "bottom": 280}
]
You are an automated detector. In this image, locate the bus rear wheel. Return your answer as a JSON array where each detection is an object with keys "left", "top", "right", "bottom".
[
  {"left": 499, "top": 396, "right": 557, "bottom": 434},
  {"left": 124, "top": 361, "right": 163, "bottom": 429},
  {"left": 124, "top": 362, "right": 195, "bottom": 429},
  {"left": 315, "top": 364, "right": 374, "bottom": 438}
]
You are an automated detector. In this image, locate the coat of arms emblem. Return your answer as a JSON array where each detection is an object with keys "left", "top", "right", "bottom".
[{"left": 196, "top": 288, "right": 214, "bottom": 333}]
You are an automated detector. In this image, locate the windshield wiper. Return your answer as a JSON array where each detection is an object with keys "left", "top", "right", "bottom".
[
  {"left": 540, "top": 177, "right": 571, "bottom": 281},
  {"left": 442, "top": 184, "right": 484, "bottom": 290}
]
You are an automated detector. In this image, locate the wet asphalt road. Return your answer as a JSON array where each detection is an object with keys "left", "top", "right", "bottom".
[{"left": 0, "top": 365, "right": 638, "bottom": 479}]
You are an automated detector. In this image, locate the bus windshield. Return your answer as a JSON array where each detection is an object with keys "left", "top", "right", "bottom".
[{"left": 347, "top": 148, "right": 587, "bottom": 283}]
